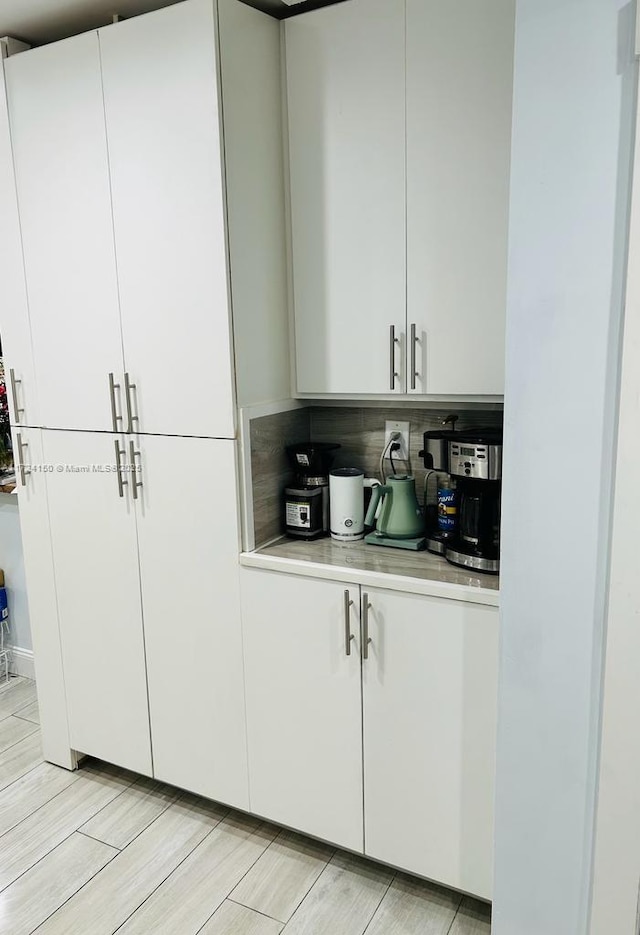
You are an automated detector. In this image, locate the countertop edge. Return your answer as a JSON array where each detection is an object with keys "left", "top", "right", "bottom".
[{"left": 239, "top": 551, "right": 500, "bottom": 607}]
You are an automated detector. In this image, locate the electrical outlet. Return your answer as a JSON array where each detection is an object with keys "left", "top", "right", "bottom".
[{"left": 385, "top": 420, "right": 410, "bottom": 463}]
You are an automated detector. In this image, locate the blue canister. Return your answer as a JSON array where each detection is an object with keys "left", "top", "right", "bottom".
[
  {"left": 437, "top": 478, "right": 458, "bottom": 535},
  {"left": 0, "top": 588, "right": 7, "bottom": 622}
]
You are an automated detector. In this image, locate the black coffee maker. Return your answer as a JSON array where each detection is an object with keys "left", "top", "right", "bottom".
[
  {"left": 283, "top": 442, "right": 340, "bottom": 540},
  {"left": 444, "top": 429, "right": 502, "bottom": 575}
]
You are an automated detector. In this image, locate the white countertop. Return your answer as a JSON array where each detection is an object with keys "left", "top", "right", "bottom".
[{"left": 240, "top": 536, "right": 499, "bottom": 607}]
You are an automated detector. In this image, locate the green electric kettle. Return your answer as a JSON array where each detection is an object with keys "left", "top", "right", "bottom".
[{"left": 364, "top": 474, "right": 424, "bottom": 540}]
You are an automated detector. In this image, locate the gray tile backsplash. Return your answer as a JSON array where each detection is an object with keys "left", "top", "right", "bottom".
[
  {"left": 250, "top": 404, "right": 502, "bottom": 547},
  {"left": 310, "top": 405, "right": 502, "bottom": 504},
  {"left": 250, "top": 407, "right": 310, "bottom": 547}
]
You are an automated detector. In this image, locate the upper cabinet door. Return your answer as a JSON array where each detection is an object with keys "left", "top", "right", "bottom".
[
  {"left": 406, "top": 0, "right": 514, "bottom": 396},
  {"left": 5, "top": 34, "right": 125, "bottom": 432},
  {"left": 286, "top": 0, "right": 406, "bottom": 395},
  {"left": 0, "top": 62, "right": 37, "bottom": 429},
  {"left": 99, "top": 0, "right": 235, "bottom": 439}
]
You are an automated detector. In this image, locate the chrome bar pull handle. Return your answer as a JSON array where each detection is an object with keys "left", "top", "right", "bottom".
[
  {"left": 16, "top": 433, "right": 31, "bottom": 487},
  {"left": 389, "top": 325, "right": 400, "bottom": 390},
  {"left": 129, "top": 440, "right": 143, "bottom": 501},
  {"left": 124, "top": 372, "right": 138, "bottom": 434},
  {"left": 114, "top": 439, "right": 128, "bottom": 499},
  {"left": 410, "top": 323, "right": 419, "bottom": 390},
  {"left": 362, "top": 592, "right": 372, "bottom": 661},
  {"left": 9, "top": 369, "right": 24, "bottom": 423},
  {"left": 108, "top": 373, "right": 123, "bottom": 433},
  {"left": 344, "top": 590, "right": 354, "bottom": 656}
]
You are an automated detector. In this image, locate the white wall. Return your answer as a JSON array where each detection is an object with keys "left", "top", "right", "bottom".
[
  {"left": 589, "top": 66, "right": 640, "bottom": 935},
  {"left": 493, "top": 1, "right": 637, "bottom": 933},
  {"left": 0, "top": 495, "right": 32, "bottom": 652}
]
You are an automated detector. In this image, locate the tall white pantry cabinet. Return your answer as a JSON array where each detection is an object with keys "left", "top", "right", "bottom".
[{"left": 0, "top": 0, "right": 289, "bottom": 802}]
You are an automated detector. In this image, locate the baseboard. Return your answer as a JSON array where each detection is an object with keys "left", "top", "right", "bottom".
[{"left": 8, "top": 646, "right": 35, "bottom": 680}]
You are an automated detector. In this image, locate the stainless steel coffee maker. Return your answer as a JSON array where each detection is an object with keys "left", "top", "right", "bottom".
[{"left": 444, "top": 429, "right": 502, "bottom": 575}]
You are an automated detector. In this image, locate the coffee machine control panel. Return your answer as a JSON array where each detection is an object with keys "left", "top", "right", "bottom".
[{"left": 448, "top": 442, "right": 502, "bottom": 481}]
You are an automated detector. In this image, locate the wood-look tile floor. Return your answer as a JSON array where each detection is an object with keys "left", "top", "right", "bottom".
[{"left": 0, "top": 676, "right": 491, "bottom": 935}]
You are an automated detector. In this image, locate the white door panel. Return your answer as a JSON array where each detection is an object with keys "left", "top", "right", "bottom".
[
  {"left": 99, "top": 0, "right": 235, "bottom": 438},
  {"left": 286, "top": 0, "right": 406, "bottom": 395},
  {"left": 363, "top": 588, "right": 499, "bottom": 899},
  {"left": 406, "top": 0, "right": 514, "bottom": 395},
  {"left": 135, "top": 435, "right": 249, "bottom": 808},
  {"left": 11, "top": 428, "right": 74, "bottom": 768},
  {"left": 42, "top": 430, "right": 152, "bottom": 775},
  {"left": 0, "top": 64, "right": 37, "bottom": 428},
  {"left": 5, "top": 34, "right": 125, "bottom": 432},
  {"left": 241, "top": 569, "right": 364, "bottom": 851}
]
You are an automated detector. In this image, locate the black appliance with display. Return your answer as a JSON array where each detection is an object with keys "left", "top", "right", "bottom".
[
  {"left": 283, "top": 442, "right": 340, "bottom": 540},
  {"left": 444, "top": 429, "right": 502, "bottom": 575}
]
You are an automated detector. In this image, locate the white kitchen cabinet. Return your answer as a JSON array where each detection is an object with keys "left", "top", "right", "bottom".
[
  {"left": 5, "top": 34, "right": 125, "bottom": 433},
  {"left": 135, "top": 434, "right": 248, "bottom": 808},
  {"left": 286, "top": 0, "right": 514, "bottom": 398},
  {"left": 239, "top": 568, "right": 498, "bottom": 896},
  {"left": 11, "top": 428, "right": 75, "bottom": 769},
  {"left": 99, "top": 0, "right": 235, "bottom": 439},
  {"left": 406, "top": 0, "right": 514, "bottom": 396},
  {"left": 1, "top": 0, "right": 286, "bottom": 803},
  {"left": 4, "top": 0, "right": 241, "bottom": 438},
  {"left": 362, "top": 587, "right": 499, "bottom": 898},
  {"left": 0, "top": 59, "right": 37, "bottom": 428},
  {"left": 240, "top": 568, "right": 364, "bottom": 851},
  {"left": 38, "top": 429, "right": 250, "bottom": 801},
  {"left": 41, "top": 430, "right": 153, "bottom": 776},
  {"left": 285, "top": 0, "right": 406, "bottom": 395}
]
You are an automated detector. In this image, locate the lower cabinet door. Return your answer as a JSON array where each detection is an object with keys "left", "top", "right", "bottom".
[
  {"left": 41, "top": 430, "right": 152, "bottom": 775},
  {"left": 11, "top": 428, "right": 75, "bottom": 769},
  {"left": 362, "top": 588, "right": 499, "bottom": 899},
  {"left": 241, "top": 569, "right": 364, "bottom": 851},
  {"left": 134, "top": 435, "right": 249, "bottom": 809}
]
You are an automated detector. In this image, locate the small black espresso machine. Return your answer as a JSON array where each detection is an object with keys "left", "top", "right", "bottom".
[{"left": 445, "top": 428, "right": 503, "bottom": 575}]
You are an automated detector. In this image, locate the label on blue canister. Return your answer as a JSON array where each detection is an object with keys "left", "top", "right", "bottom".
[{"left": 437, "top": 488, "right": 457, "bottom": 532}]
